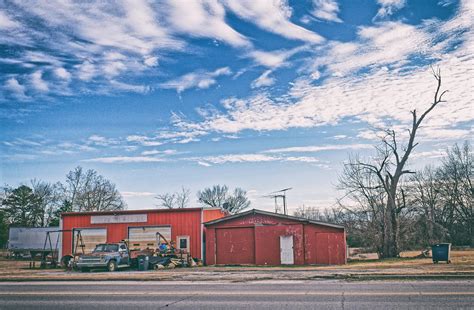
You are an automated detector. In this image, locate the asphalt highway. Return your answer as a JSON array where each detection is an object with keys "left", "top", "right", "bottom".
[{"left": 0, "top": 280, "right": 472, "bottom": 309}]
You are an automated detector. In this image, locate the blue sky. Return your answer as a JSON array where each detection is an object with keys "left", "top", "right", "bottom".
[{"left": 1, "top": 0, "right": 473, "bottom": 211}]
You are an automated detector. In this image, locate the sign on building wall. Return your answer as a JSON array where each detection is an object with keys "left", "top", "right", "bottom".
[{"left": 91, "top": 214, "right": 147, "bottom": 224}]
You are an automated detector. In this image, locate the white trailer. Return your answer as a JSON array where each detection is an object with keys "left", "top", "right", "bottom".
[{"left": 8, "top": 227, "right": 60, "bottom": 258}]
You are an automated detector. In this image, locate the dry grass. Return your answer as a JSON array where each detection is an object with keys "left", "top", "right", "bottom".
[
  {"left": 342, "top": 250, "right": 474, "bottom": 274},
  {"left": 0, "top": 250, "right": 472, "bottom": 281}
]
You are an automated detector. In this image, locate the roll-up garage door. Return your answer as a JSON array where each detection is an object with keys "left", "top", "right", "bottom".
[
  {"left": 72, "top": 228, "right": 107, "bottom": 254},
  {"left": 128, "top": 226, "right": 171, "bottom": 250},
  {"left": 216, "top": 227, "right": 255, "bottom": 265}
]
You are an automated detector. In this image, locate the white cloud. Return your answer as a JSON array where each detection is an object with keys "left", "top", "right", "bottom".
[
  {"left": 77, "top": 61, "right": 96, "bottom": 81},
  {"left": 224, "top": 0, "right": 324, "bottom": 43},
  {"left": 312, "top": 0, "right": 342, "bottom": 23},
  {"left": 410, "top": 149, "right": 447, "bottom": 160},
  {"left": 87, "top": 135, "right": 117, "bottom": 146},
  {"left": 160, "top": 67, "right": 232, "bottom": 93},
  {"left": 141, "top": 149, "right": 177, "bottom": 156},
  {"left": 83, "top": 156, "right": 167, "bottom": 163},
  {"left": 264, "top": 144, "right": 373, "bottom": 153},
  {"left": 200, "top": 153, "right": 277, "bottom": 164},
  {"left": 4, "top": 78, "right": 27, "bottom": 99},
  {"left": 284, "top": 156, "right": 320, "bottom": 163},
  {"left": 20, "top": 0, "right": 180, "bottom": 55},
  {"left": 1, "top": 0, "right": 184, "bottom": 99},
  {"left": 251, "top": 70, "right": 275, "bottom": 88},
  {"left": 310, "top": 22, "right": 430, "bottom": 77},
  {"left": 248, "top": 50, "right": 288, "bottom": 68},
  {"left": 247, "top": 42, "right": 308, "bottom": 69},
  {"left": 126, "top": 135, "right": 163, "bottom": 146},
  {"left": 164, "top": 0, "right": 250, "bottom": 47},
  {"left": 30, "top": 71, "right": 49, "bottom": 92},
  {"left": 121, "top": 191, "right": 156, "bottom": 198},
  {"left": 103, "top": 61, "right": 126, "bottom": 78},
  {"left": 374, "top": 0, "right": 406, "bottom": 19},
  {"left": 173, "top": 50, "right": 473, "bottom": 141},
  {"left": 0, "top": 11, "right": 20, "bottom": 29},
  {"left": 197, "top": 161, "right": 212, "bottom": 167},
  {"left": 144, "top": 56, "right": 158, "bottom": 67},
  {"left": 53, "top": 67, "right": 71, "bottom": 81},
  {"left": 110, "top": 80, "right": 150, "bottom": 94},
  {"left": 191, "top": 153, "right": 322, "bottom": 166}
]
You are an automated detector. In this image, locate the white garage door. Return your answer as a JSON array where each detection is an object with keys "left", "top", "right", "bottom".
[
  {"left": 128, "top": 226, "right": 171, "bottom": 250},
  {"left": 72, "top": 228, "right": 107, "bottom": 254}
]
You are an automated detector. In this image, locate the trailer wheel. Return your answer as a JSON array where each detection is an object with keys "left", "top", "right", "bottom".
[{"left": 107, "top": 260, "right": 117, "bottom": 272}]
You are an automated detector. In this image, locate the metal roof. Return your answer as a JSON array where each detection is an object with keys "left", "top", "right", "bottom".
[{"left": 204, "top": 208, "right": 345, "bottom": 229}]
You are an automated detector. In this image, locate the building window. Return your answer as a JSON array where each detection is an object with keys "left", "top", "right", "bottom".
[{"left": 177, "top": 236, "right": 190, "bottom": 253}]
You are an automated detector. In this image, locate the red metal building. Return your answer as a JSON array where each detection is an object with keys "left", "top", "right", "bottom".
[
  {"left": 204, "top": 209, "right": 346, "bottom": 266},
  {"left": 60, "top": 208, "right": 226, "bottom": 262}
]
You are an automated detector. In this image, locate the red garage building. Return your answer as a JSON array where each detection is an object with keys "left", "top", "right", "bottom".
[
  {"left": 205, "top": 209, "right": 346, "bottom": 266},
  {"left": 59, "top": 207, "right": 226, "bottom": 263}
]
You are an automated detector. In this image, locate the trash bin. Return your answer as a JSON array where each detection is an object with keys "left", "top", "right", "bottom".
[
  {"left": 431, "top": 243, "right": 451, "bottom": 264},
  {"left": 138, "top": 256, "right": 149, "bottom": 271}
]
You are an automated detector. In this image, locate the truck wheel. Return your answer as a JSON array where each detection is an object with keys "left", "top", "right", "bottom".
[
  {"left": 107, "top": 260, "right": 118, "bottom": 272},
  {"left": 61, "top": 256, "right": 72, "bottom": 269}
]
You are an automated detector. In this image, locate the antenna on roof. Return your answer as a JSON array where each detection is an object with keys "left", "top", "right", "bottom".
[{"left": 263, "top": 188, "right": 292, "bottom": 215}]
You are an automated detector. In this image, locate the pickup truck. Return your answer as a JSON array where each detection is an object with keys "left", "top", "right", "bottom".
[{"left": 76, "top": 242, "right": 130, "bottom": 272}]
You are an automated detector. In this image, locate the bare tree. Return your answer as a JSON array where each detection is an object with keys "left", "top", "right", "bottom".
[
  {"left": 338, "top": 155, "right": 388, "bottom": 253},
  {"left": 155, "top": 187, "right": 190, "bottom": 209},
  {"left": 339, "top": 68, "right": 447, "bottom": 258},
  {"left": 198, "top": 185, "right": 250, "bottom": 214},
  {"left": 197, "top": 185, "right": 229, "bottom": 209},
  {"left": 30, "top": 179, "right": 61, "bottom": 227},
  {"left": 155, "top": 193, "right": 176, "bottom": 209},
  {"left": 409, "top": 166, "right": 446, "bottom": 247},
  {"left": 437, "top": 141, "right": 473, "bottom": 246},
  {"left": 223, "top": 188, "right": 251, "bottom": 214},
  {"left": 62, "top": 166, "right": 126, "bottom": 212}
]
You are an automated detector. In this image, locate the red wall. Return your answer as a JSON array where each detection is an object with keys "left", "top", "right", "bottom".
[
  {"left": 216, "top": 227, "right": 255, "bottom": 264},
  {"left": 304, "top": 225, "right": 346, "bottom": 265},
  {"left": 61, "top": 208, "right": 226, "bottom": 260},
  {"left": 205, "top": 213, "right": 346, "bottom": 265}
]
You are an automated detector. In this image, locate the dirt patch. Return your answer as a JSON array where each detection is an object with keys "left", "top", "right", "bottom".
[{"left": 0, "top": 250, "right": 472, "bottom": 282}]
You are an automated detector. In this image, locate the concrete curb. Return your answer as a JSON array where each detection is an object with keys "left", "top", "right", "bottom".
[{"left": 1, "top": 273, "right": 473, "bottom": 282}]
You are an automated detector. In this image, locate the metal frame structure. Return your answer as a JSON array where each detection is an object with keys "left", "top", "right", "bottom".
[{"left": 40, "top": 229, "right": 85, "bottom": 268}]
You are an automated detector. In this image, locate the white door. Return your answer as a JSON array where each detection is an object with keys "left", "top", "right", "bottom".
[{"left": 280, "top": 235, "right": 294, "bottom": 265}]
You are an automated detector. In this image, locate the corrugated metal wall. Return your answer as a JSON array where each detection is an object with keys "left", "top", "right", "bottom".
[
  {"left": 61, "top": 208, "right": 225, "bottom": 260},
  {"left": 205, "top": 212, "right": 346, "bottom": 266},
  {"left": 8, "top": 227, "right": 60, "bottom": 251}
]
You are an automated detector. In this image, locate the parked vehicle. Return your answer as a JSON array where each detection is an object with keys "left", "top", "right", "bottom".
[{"left": 76, "top": 242, "right": 130, "bottom": 272}]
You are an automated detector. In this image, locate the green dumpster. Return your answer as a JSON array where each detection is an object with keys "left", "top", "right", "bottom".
[{"left": 431, "top": 243, "right": 451, "bottom": 264}]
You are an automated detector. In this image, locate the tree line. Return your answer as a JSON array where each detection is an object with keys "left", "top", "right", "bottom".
[
  {"left": 155, "top": 184, "right": 251, "bottom": 214},
  {"left": 296, "top": 141, "right": 472, "bottom": 254},
  {"left": 0, "top": 166, "right": 126, "bottom": 247}
]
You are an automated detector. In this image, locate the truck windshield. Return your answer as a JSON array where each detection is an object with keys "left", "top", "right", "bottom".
[{"left": 93, "top": 244, "right": 119, "bottom": 252}]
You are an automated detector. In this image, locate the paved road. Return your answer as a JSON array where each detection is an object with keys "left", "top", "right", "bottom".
[{"left": 0, "top": 280, "right": 472, "bottom": 309}]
